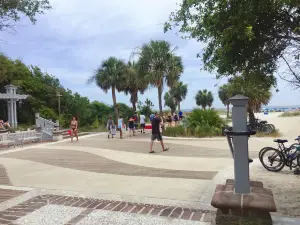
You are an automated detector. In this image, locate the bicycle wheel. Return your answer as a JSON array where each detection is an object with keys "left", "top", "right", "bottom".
[
  {"left": 268, "top": 124, "right": 275, "bottom": 131},
  {"left": 260, "top": 148, "right": 285, "bottom": 172},
  {"left": 259, "top": 147, "right": 274, "bottom": 162},
  {"left": 262, "top": 125, "right": 272, "bottom": 134}
]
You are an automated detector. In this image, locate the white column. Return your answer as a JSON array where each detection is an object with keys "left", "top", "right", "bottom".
[
  {"left": 13, "top": 100, "right": 17, "bottom": 128},
  {"left": 7, "top": 101, "right": 11, "bottom": 125},
  {"left": 11, "top": 100, "right": 14, "bottom": 128}
]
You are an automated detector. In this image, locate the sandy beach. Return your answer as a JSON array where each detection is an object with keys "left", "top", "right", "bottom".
[{"left": 255, "top": 112, "right": 300, "bottom": 138}]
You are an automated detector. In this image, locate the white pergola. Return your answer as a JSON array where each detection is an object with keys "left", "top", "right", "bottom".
[{"left": 0, "top": 85, "right": 28, "bottom": 128}]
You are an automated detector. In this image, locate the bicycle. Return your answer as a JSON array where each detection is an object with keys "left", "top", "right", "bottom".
[
  {"left": 260, "top": 139, "right": 300, "bottom": 172},
  {"left": 258, "top": 136, "right": 300, "bottom": 160},
  {"left": 247, "top": 118, "right": 274, "bottom": 134}
]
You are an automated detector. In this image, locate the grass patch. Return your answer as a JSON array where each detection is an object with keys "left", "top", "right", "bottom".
[
  {"left": 255, "top": 129, "right": 281, "bottom": 137},
  {"left": 279, "top": 111, "right": 300, "bottom": 117},
  {"left": 80, "top": 125, "right": 107, "bottom": 132},
  {"left": 162, "top": 125, "right": 223, "bottom": 138}
]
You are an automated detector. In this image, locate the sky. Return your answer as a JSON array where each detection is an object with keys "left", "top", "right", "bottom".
[{"left": 0, "top": 0, "right": 300, "bottom": 109}]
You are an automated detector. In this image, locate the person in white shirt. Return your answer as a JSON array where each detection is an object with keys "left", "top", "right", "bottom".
[
  {"left": 117, "top": 115, "right": 124, "bottom": 139},
  {"left": 139, "top": 114, "right": 146, "bottom": 133}
]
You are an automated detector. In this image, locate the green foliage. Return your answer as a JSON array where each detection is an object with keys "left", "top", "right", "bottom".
[
  {"left": 162, "top": 126, "right": 186, "bottom": 137},
  {"left": 280, "top": 111, "right": 300, "bottom": 117},
  {"left": 122, "top": 61, "right": 148, "bottom": 111},
  {"left": 218, "top": 85, "right": 231, "bottom": 107},
  {"left": 187, "top": 109, "right": 224, "bottom": 130},
  {"left": 0, "top": 53, "right": 130, "bottom": 130},
  {"left": 228, "top": 73, "right": 273, "bottom": 112},
  {"left": 164, "top": 92, "right": 177, "bottom": 114},
  {"left": 136, "top": 40, "right": 183, "bottom": 115},
  {"left": 137, "top": 98, "right": 154, "bottom": 117},
  {"left": 169, "top": 81, "right": 188, "bottom": 111},
  {"left": 88, "top": 57, "right": 127, "bottom": 119},
  {"left": 0, "top": 0, "right": 52, "bottom": 32},
  {"left": 165, "top": 0, "right": 300, "bottom": 77},
  {"left": 195, "top": 89, "right": 214, "bottom": 109},
  {"left": 39, "top": 106, "right": 57, "bottom": 121},
  {"left": 115, "top": 103, "right": 133, "bottom": 120},
  {"left": 91, "top": 115, "right": 99, "bottom": 129},
  {"left": 163, "top": 109, "right": 224, "bottom": 138}
]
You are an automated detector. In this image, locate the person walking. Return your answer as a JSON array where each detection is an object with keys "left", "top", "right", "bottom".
[
  {"left": 107, "top": 116, "right": 114, "bottom": 138},
  {"left": 128, "top": 116, "right": 135, "bottom": 137},
  {"left": 179, "top": 110, "right": 183, "bottom": 121},
  {"left": 149, "top": 112, "right": 169, "bottom": 153},
  {"left": 174, "top": 113, "right": 179, "bottom": 126},
  {"left": 139, "top": 113, "right": 145, "bottom": 133},
  {"left": 70, "top": 116, "right": 78, "bottom": 142},
  {"left": 150, "top": 113, "right": 155, "bottom": 122},
  {"left": 118, "top": 115, "right": 124, "bottom": 139},
  {"left": 167, "top": 113, "right": 172, "bottom": 127},
  {"left": 133, "top": 112, "right": 138, "bottom": 135}
]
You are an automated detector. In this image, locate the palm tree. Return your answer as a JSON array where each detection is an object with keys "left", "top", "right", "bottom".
[
  {"left": 218, "top": 84, "right": 232, "bottom": 118},
  {"left": 123, "top": 61, "right": 148, "bottom": 112},
  {"left": 164, "top": 92, "right": 177, "bottom": 114},
  {"left": 137, "top": 40, "right": 184, "bottom": 115},
  {"left": 207, "top": 91, "right": 214, "bottom": 109},
  {"left": 170, "top": 81, "right": 188, "bottom": 111},
  {"left": 227, "top": 72, "right": 274, "bottom": 125},
  {"left": 195, "top": 89, "right": 213, "bottom": 109},
  {"left": 87, "top": 57, "right": 126, "bottom": 120}
]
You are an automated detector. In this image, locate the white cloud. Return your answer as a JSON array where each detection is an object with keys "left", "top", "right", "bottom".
[
  {"left": 43, "top": 67, "right": 91, "bottom": 85},
  {"left": 4, "top": 0, "right": 300, "bottom": 109},
  {"left": 46, "top": 0, "right": 180, "bottom": 40}
]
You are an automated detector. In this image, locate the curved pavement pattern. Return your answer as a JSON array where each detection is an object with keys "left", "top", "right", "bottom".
[
  {"left": 0, "top": 134, "right": 239, "bottom": 203},
  {"left": 0, "top": 133, "right": 258, "bottom": 224}
]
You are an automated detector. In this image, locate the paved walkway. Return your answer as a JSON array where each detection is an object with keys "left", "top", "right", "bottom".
[{"left": 0, "top": 132, "right": 298, "bottom": 224}]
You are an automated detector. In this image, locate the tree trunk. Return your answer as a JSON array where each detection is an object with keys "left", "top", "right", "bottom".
[
  {"left": 178, "top": 101, "right": 181, "bottom": 111},
  {"left": 131, "top": 90, "right": 138, "bottom": 112},
  {"left": 247, "top": 106, "right": 255, "bottom": 127},
  {"left": 226, "top": 104, "right": 230, "bottom": 118},
  {"left": 111, "top": 86, "right": 119, "bottom": 124},
  {"left": 158, "top": 85, "right": 163, "bottom": 116}
]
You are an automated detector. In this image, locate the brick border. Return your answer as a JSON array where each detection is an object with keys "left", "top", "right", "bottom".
[{"left": 0, "top": 194, "right": 215, "bottom": 224}]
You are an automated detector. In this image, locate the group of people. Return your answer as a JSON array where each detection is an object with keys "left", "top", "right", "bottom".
[
  {"left": 69, "top": 112, "right": 168, "bottom": 153},
  {"left": 106, "top": 112, "right": 146, "bottom": 139},
  {"left": 163, "top": 111, "right": 183, "bottom": 127},
  {"left": 107, "top": 112, "right": 168, "bottom": 153}
]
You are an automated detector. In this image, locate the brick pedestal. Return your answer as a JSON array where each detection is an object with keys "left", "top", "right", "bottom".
[{"left": 211, "top": 179, "right": 276, "bottom": 225}]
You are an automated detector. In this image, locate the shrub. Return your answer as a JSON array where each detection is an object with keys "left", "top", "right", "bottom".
[
  {"left": 187, "top": 108, "right": 225, "bottom": 129},
  {"left": 163, "top": 109, "right": 225, "bottom": 138},
  {"left": 279, "top": 111, "right": 300, "bottom": 117},
  {"left": 39, "top": 106, "right": 58, "bottom": 121},
  {"left": 91, "top": 115, "right": 99, "bottom": 129},
  {"left": 162, "top": 126, "right": 186, "bottom": 137}
]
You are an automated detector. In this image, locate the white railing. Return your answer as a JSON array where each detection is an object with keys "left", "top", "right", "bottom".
[
  {"left": 0, "top": 131, "right": 42, "bottom": 148},
  {"left": 35, "top": 113, "right": 59, "bottom": 136}
]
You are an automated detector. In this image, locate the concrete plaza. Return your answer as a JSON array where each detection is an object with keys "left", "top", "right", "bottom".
[{"left": 0, "top": 132, "right": 298, "bottom": 224}]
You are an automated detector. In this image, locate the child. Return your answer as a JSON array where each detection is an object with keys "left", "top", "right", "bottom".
[
  {"left": 111, "top": 124, "right": 117, "bottom": 137},
  {"left": 107, "top": 116, "right": 114, "bottom": 138}
]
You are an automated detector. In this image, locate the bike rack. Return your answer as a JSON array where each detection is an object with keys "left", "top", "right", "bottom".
[{"left": 224, "top": 129, "right": 256, "bottom": 162}]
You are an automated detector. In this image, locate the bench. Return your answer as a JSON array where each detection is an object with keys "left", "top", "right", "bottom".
[
  {"left": 0, "top": 133, "right": 15, "bottom": 148},
  {"left": 20, "top": 130, "right": 43, "bottom": 146}
]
